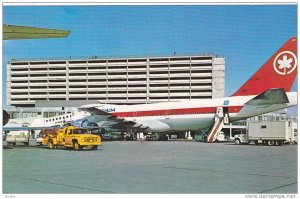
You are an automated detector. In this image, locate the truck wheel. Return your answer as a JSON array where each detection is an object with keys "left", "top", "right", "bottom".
[
  {"left": 254, "top": 140, "right": 259, "bottom": 145},
  {"left": 277, "top": 141, "right": 282, "bottom": 146},
  {"left": 8, "top": 142, "right": 15, "bottom": 146},
  {"left": 235, "top": 139, "right": 241, "bottom": 145},
  {"left": 91, "top": 146, "right": 98, "bottom": 150},
  {"left": 267, "top": 140, "right": 275, "bottom": 146},
  {"left": 73, "top": 141, "right": 82, "bottom": 151},
  {"left": 48, "top": 140, "right": 55, "bottom": 149}
]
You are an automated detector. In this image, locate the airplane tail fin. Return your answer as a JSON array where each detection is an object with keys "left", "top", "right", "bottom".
[{"left": 232, "top": 37, "right": 297, "bottom": 96}]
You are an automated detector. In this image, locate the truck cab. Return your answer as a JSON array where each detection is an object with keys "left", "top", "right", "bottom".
[
  {"left": 64, "top": 127, "right": 101, "bottom": 150},
  {"left": 233, "top": 132, "right": 249, "bottom": 145}
]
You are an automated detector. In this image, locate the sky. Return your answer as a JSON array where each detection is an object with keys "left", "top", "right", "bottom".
[{"left": 2, "top": 5, "right": 298, "bottom": 113}]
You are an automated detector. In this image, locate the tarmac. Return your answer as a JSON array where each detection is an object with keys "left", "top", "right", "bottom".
[{"left": 2, "top": 141, "right": 298, "bottom": 194}]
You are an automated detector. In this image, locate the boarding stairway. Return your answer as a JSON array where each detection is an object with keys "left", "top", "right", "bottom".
[
  {"left": 206, "top": 117, "right": 224, "bottom": 143},
  {"left": 206, "top": 107, "right": 228, "bottom": 143}
]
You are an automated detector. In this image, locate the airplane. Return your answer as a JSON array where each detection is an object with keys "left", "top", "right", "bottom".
[
  {"left": 77, "top": 37, "right": 298, "bottom": 138},
  {"left": 3, "top": 110, "right": 90, "bottom": 132},
  {"left": 2, "top": 110, "right": 91, "bottom": 142}
]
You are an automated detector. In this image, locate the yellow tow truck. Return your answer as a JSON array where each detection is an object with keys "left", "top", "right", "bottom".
[{"left": 42, "top": 124, "right": 101, "bottom": 151}]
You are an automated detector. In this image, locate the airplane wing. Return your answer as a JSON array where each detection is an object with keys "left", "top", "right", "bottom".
[
  {"left": 78, "top": 107, "right": 149, "bottom": 132},
  {"left": 3, "top": 24, "right": 70, "bottom": 40},
  {"left": 245, "top": 88, "right": 289, "bottom": 106}
]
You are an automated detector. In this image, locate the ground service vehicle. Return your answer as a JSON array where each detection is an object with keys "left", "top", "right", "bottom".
[
  {"left": 6, "top": 132, "right": 30, "bottom": 146},
  {"left": 234, "top": 120, "right": 297, "bottom": 146},
  {"left": 36, "top": 129, "right": 54, "bottom": 146},
  {"left": 42, "top": 125, "right": 101, "bottom": 150},
  {"left": 195, "top": 131, "right": 225, "bottom": 142},
  {"left": 100, "top": 132, "right": 122, "bottom": 141},
  {"left": 35, "top": 135, "right": 43, "bottom": 146}
]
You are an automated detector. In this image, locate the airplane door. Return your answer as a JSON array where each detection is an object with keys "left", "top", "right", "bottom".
[
  {"left": 223, "top": 107, "right": 229, "bottom": 115},
  {"left": 223, "top": 107, "right": 229, "bottom": 124}
]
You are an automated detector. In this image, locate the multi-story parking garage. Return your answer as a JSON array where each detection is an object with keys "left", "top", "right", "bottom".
[{"left": 7, "top": 53, "right": 225, "bottom": 111}]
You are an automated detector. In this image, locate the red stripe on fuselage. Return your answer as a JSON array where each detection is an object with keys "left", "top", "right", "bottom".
[{"left": 111, "top": 106, "right": 243, "bottom": 117}]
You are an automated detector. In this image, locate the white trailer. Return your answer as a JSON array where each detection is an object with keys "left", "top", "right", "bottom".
[
  {"left": 6, "top": 132, "right": 30, "bottom": 146},
  {"left": 234, "top": 119, "right": 297, "bottom": 146}
]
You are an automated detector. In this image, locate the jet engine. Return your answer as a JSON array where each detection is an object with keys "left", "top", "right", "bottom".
[{"left": 3, "top": 110, "right": 10, "bottom": 126}]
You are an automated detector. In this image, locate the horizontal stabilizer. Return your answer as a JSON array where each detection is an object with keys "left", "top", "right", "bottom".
[{"left": 246, "top": 88, "right": 289, "bottom": 106}]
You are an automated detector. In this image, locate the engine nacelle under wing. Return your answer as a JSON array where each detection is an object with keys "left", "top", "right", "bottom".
[{"left": 138, "top": 120, "right": 171, "bottom": 133}]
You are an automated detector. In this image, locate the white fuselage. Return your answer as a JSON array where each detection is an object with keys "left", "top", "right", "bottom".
[{"left": 86, "top": 92, "right": 297, "bottom": 133}]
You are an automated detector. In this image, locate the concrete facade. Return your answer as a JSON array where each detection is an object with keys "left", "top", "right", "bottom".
[{"left": 7, "top": 54, "right": 225, "bottom": 108}]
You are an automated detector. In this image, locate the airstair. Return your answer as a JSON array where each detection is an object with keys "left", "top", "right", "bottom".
[
  {"left": 206, "top": 107, "right": 228, "bottom": 143},
  {"left": 206, "top": 117, "right": 224, "bottom": 143}
]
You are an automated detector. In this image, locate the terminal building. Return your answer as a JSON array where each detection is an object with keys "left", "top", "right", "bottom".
[{"left": 7, "top": 53, "right": 225, "bottom": 118}]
